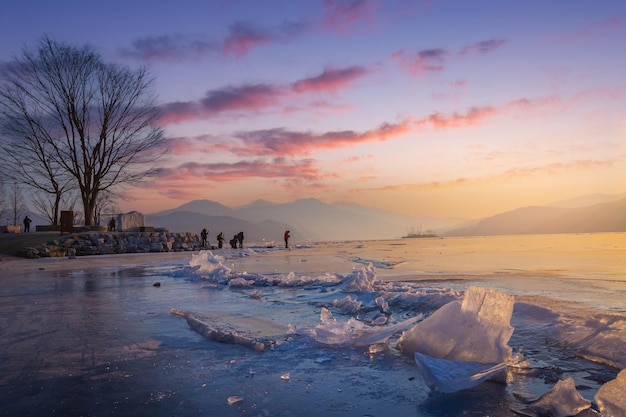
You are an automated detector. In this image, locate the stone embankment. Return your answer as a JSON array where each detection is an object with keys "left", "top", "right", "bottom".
[{"left": 16, "top": 231, "right": 205, "bottom": 259}]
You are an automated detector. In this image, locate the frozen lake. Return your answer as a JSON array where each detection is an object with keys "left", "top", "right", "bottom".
[{"left": 0, "top": 233, "right": 624, "bottom": 416}]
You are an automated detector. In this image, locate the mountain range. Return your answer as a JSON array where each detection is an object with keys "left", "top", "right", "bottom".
[
  {"left": 446, "top": 194, "right": 626, "bottom": 236},
  {"left": 145, "top": 198, "right": 461, "bottom": 242},
  {"left": 144, "top": 192, "right": 626, "bottom": 241}
]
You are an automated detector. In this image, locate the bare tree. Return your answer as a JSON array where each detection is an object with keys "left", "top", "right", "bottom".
[
  {"left": 31, "top": 188, "right": 77, "bottom": 226},
  {"left": 7, "top": 182, "right": 28, "bottom": 227},
  {"left": 0, "top": 135, "right": 71, "bottom": 225},
  {"left": 94, "top": 190, "right": 121, "bottom": 226},
  {"left": 0, "top": 37, "right": 166, "bottom": 226},
  {"left": 0, "top": 177, "right": 8, "bottom": 225}
]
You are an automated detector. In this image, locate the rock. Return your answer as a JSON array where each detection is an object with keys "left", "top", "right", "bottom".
[
  {"left": 16, "top": 247, "right": 39, "bottom": 258},
  {"left": 16, "top": 231, "right": 206, "bottom": 259},
  {"left": 117, "top": 211, "right": 145, "bottom": 232}
]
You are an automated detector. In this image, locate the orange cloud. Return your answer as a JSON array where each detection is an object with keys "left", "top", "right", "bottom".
[{"left": 351, "top": 157, "right": 620, "bottom": 194}]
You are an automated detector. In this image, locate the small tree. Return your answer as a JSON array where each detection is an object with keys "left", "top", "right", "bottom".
[
  {"left": 32, "top": 188, "right": 78, "bottom": 226},
  {"left": 7, "top": 182, "right": 28, "bottom": 227},
  {"left": 0, "top": 37, "right": 166, "bottom": 226},
  {"left": 0, "top": 177, "right": 8, "bottom": 225},
  {"left": 93, "top": 190, "right": 120, "bottom": 226}
]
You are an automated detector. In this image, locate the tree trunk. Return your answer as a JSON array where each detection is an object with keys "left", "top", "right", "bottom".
[
  {"left": 83, "top": 195, "right": 93, "bottom": 226},
  {"left": 53, "top": 192, "right": 61, "bottom": 226}
]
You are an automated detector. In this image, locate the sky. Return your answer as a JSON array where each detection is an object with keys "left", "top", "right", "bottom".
[{"left": 1, "top": 0, "right": 625, "bottom": 220}]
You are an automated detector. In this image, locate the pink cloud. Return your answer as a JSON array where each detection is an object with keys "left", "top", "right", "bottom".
[
  {"left": 352, "top": 156, "right": 619, "bottom": 195},
  {"left": 393, "top": 39, "right": 505, "bottom": 76},
  {"left": 222, "top": 20, "right": 309, "bottom": 57},
  {"left": 200, "top": 84, "right": 283, "bottom": 114},
  {"left": 221, "top": 21, "right": 273, "bottom": 57},
  {"left": 458, "top": 39, "right": 506, "bottom": 56},
  {"left": 157, "top": 188, "right": 201, "bottom": 201},
  {"left": 160, "top": 95, "right": 573, "bottom": 162},
  {"left": 152, "top": 158, "right": 321, "bottom": 183},
  {"left": 392, "top": 48, "right": 449, "bottom": 75},
  {"left": 158, "top": 65, "right": 370, "bottom": 124},
  {"left": 121, "top": 20, "right": 308, "bottom": 62},
  {"left": 157, "top": 101, "right": 200, "bottom": 125},
  {"left": 119, "top": 34, "right": 219, "bottom": 62},
  {"left": 158, "top": 135, "right": 219, "bottom": 156},
  {"left": 224, "top": 118, "right": 414, "bottom": 156},
  {"left": 552, "top": 17, "right": 625, "bottom": 44},
  {"left": 292, "top": 66, "right": 369, "bottom": 93},
  {"left": 322, "top": 0, "right": 376, "bottom": 33},
  {"left": 167, "top": 105, "right": 506, "bottom": 158},
  {"left": 422, "top": 106, "right": 498, "bottom": 129}
]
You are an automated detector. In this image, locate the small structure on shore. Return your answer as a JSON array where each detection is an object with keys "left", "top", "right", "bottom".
[
  {"left": 117, "top": 211, "right": 147, "bottom": 232},
  {"left": 402, "top": 226, "right": 438, "bottom": 239}
]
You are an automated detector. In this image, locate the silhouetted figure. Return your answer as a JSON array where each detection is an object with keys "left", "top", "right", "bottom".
[
  {"left": 23, "top": 216, "right": 31, "bottom": 233},
  {"left": 217, "top": 232, "right": 224, "bottom": 249},
  {"left": 109, "top": 217, "right": 116, "bottom": 232},
  {"left": 200, "top": 228, "right": 208, "bottom": 247},
  {"left": 230, "top": 235, "right": 238, "bottom": 249},
  {"left": 237, "top": 231, "right": 244, "bottom": 249},
  {"left": 284, "top": 230, "right": 290, "bottom": 249}
]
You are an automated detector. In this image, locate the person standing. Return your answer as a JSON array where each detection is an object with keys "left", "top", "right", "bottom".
[
  {"left": 200, "top": 228, "right": 208, "bottom": 248},
  {"left": 109, "top": 217, "right": 116, "bottom": 231},
  {"left": 237, "top": 231, "right": 244, "bottom": 249},
  {"left": 217, "top": 232, "right": 224, "bottom": 249},
  {"left": 284, "top": 230, "right": 290, "bottom": 249},
  {"left": 23, "top": 216, "right": 31, "bottom": 233}
]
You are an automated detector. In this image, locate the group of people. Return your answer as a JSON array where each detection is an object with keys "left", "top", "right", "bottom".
[
  {"left": 200, "top": 229, "right": 242, "bottom": 249},
  {"left": 199, "top": 229, "right": 291, "bottom": 249},
  {"left": 229, "top": 232, "right": 244, "bottom": 249},
  {"left": 19, "top": 215, "right": 292, "bottom": 250}
]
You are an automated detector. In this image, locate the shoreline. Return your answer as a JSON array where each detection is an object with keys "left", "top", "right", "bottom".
[
  {"left": 1, "top": 233, "right": 624, "bottom": 289},
  {"left": 0, "top": 250, "right": 196, "bottom": 274}
]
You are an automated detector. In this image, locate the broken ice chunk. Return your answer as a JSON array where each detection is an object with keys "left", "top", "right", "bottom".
[
  {"left": 227, "top": 395, "right": 243, "bottom": 405},
  {"left": 413, "top": 352, "right": 506, "bottom": 393},
  {"left": 518, "top": 378, "right": 591, "bottom": 417},
  {"left": 398, "top": 286, "right": 514, "bottom": 364},
  {"left": 595, "top": 368, "right": 626, "bottom": 417}
]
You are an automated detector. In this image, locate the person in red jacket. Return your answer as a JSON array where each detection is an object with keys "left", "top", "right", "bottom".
[{"left": 284, "top": 230, "right": 290, "bottom": 249}]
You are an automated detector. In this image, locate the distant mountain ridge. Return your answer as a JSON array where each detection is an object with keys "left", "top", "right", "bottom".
[
  {"left": 145, "top": 198, "right": 460, "bottom": 242},
  {"left": 145, "top": 193, "right": 626, "bottom": 241},
  {"left": 548, "top": 192, "right": 626, "bottom": 208},
  {"left": 446, "top": 197, "right": 626, "bottom": 236}
]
